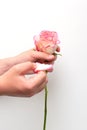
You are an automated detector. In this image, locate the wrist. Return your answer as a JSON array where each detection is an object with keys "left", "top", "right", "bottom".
[
  {"left": 0, "top": 76, "right": 6, "bottom": 95},
  {"left": 0, "top": 57, "right": 15, "bottom": 75}
]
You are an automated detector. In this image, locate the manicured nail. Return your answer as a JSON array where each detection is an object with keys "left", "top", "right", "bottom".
[{"left": 48, "top": 55, "right": 54, "bottom": 59}]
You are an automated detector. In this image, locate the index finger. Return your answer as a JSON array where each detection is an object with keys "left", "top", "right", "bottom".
[{"left": 31, "top": 49, "right": 55, "bottom": 62}]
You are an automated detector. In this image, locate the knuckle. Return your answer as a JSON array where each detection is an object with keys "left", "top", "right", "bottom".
[
  {"left": 32, "top": 52, "right": 36, "bottom": 58},
  {"left": 12, "top": 65, "right": 20, "bottom": 73}
]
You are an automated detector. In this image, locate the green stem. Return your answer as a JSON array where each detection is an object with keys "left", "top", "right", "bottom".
[
  {"left": 54, "top": 53, "right": 62, "bottom": 56},
  {"left": 43, "top": 86, "right": 48, "bottom": 130}
]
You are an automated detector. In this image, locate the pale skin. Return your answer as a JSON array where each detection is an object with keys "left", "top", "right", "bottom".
[{"left": 0, "top": 47, "right": 60, "bottom": 97}]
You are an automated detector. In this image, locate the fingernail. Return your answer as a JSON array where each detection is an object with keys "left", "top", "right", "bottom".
[{"left": 48, "top": 55, "right": 54, "bottom": 59}]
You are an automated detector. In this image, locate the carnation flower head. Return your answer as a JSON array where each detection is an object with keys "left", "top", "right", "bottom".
[{"left": 34, "top": 30, "right": 60, "bottom": 54}]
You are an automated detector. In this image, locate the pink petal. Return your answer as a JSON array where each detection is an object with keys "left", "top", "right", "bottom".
[{"left": 34, "top": 63, "right": 53, "bottom": 72}]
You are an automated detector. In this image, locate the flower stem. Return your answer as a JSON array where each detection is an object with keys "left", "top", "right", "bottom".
[
  {"left": 54, "top": 52, "right": 62, "bottom": 56},
  {"left": 43, "top": 86, "right": 48, "bottom": 130}
]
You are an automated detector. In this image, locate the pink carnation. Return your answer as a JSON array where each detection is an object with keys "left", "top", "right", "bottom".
[{"left": 34, "top": 30, "right": 60, "bottom": 54}]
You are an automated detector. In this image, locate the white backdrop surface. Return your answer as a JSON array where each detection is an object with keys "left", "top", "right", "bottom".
[{"left": 0, "top": 0, "right": 87, "bottom": 130}]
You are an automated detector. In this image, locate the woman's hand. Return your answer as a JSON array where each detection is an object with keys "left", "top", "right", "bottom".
[
  {"left": 0, "top": 62, "right": 48, "bottom": 97},
  {"left": 0, "top": 47, "right": 60, "bottom": 75},
  {"left": 14, "top": 47, "right": 60, "bottom": 64}
]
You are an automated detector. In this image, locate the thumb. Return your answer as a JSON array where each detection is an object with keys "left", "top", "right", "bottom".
[{"left": 14, "top": 62, "right": 36, "bottom": 75}]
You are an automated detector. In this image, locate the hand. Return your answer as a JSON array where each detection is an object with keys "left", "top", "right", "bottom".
[
  {"left": 14, "top": 47, "right": 60, "bottom": 64},
  {"left": 0, "top": 62, "right": 48, "bottom": 97},
  {"left": 0, "top": 47, "right": 60, "bottom": 75}
]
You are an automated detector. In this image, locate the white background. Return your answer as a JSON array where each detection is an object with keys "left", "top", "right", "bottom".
[{"left": 0, "top": 0, "right": 87, "bottom": 130}]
